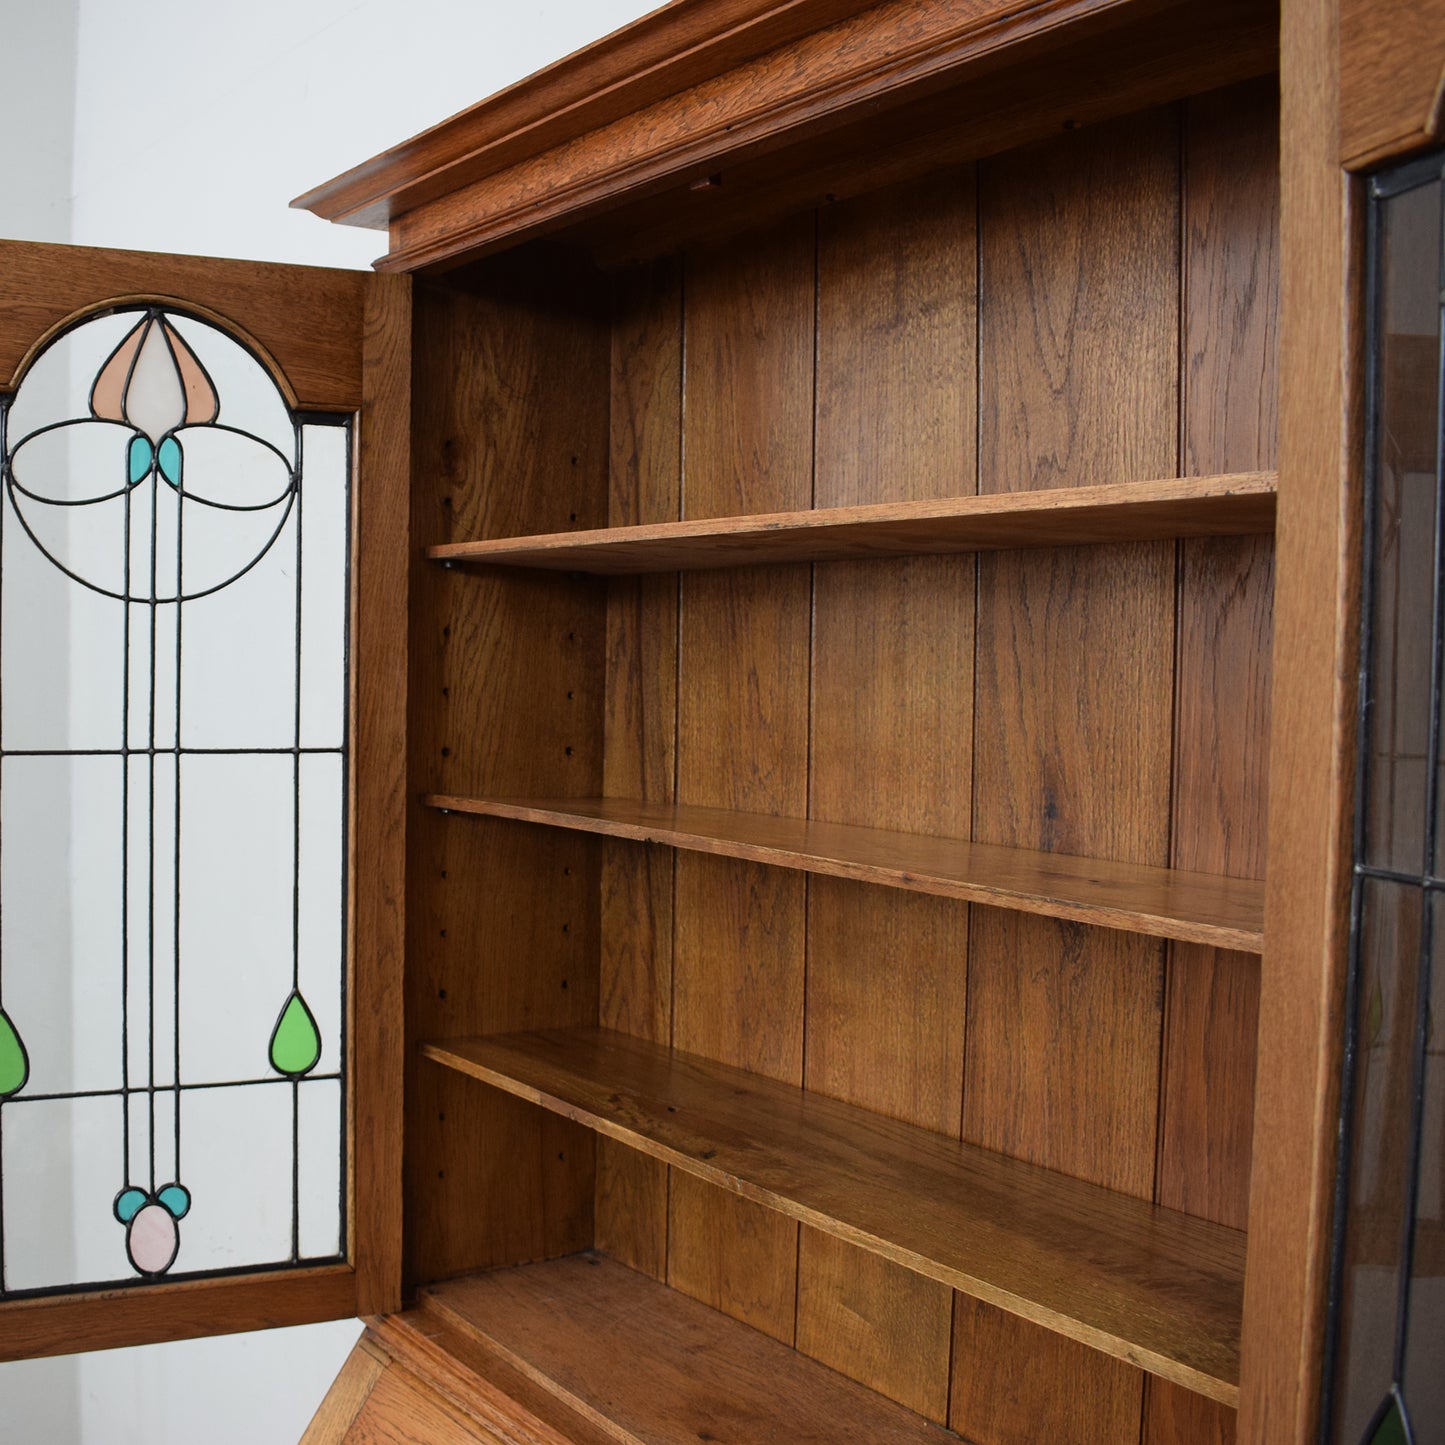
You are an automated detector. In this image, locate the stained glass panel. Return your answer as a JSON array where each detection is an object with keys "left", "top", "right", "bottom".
[
  {"left": 1328, "top": 152, "right": 1445, "bottom": 1445},
  {"left": 0, "top": 303, "right": 349, "bottom": 1294}
]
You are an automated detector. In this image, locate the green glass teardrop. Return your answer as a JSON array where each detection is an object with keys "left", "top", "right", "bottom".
[
  {"left": 269, "top": 991, "right": 321, "bottom": 1077},
  {"left": 1367, "top": 1394, "right": 1409, "bottom": 1445},
  {"left": 0, "top": 1009, "right": 29, "bottom": 1097}
]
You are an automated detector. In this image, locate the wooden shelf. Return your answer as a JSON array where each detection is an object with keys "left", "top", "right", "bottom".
[
  {"left": 425, "top": 795, "right": 1266, "bottom": 951},
  {"left": 417, "top": 1253, "right": 958, "bottom": 1444},
  {"left": 423, "top": 1028, "right": 1245, "bottom": 1404},
  {"left": 426, "top": 472, "right": 1275, "bottom": 574}
]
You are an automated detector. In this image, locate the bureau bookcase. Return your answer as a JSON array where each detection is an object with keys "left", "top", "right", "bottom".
[{"left": 0, "top": 0, "right": 1429, "bottom": 1440}]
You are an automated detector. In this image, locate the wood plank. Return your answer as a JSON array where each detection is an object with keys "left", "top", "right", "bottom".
[
  {"left": 368, "top": 1311, "right": 620, "bottom": 1445},
  {"left": 965, "top": 108, "right": 1181, "bottom": 1438},
  {"left": 666, "top": 1173, "right": 799, "bottom": 1344},
  {"left": 423, "top": 1253, "right": 959, "bottom": 1444},
  {"left": 951, "top": 1295, "right": 1145, "bottom": 1444},
  {"left": 1341, "top": 0, "right": 1445, "bottom": 168},
  {"left": 299, "top": 1339, "right": 387, "bottom": 1445},
  {"left": 429, "top": 472, "right": 1277, "bottom": 571},
  {"left": 423, "top": 1026, "right": 1246, "bottom": 1401},
  {"left": 796, "top": 1226, "right": 954, "bottom": 1421},
  {"left": 350, "top": 271, "right": 410, "bottom": 1319},
  {"left": 1153, "top": 102, "right": 1277, "bottom": 1444},
  {"left": 670, "top": 216, "right": 814, "bottom": 1339},
  {"left": 343, "top": 1363, "right": 493, "bottom": 1445},
  {"left": 424, "top": 796, "right": 1267, "bottom": 951},
  {"left": 0, "top": 1265, "right": 357, "bottom": 1361},
  {"left": 1239, "top": 0, "right": 1362, "bottom": 1435},
  {"left": 0, "top": 239, "right": 366, "bottom": 411},
  {"left": 598, "top": 258, "right": 684, "bottom": 1279},
  {"left": 803, "top": 174, "right": 977, "bottom": 1417},
  {"left": 405, "top": 262, "right": 608, "bottom": 1285}
]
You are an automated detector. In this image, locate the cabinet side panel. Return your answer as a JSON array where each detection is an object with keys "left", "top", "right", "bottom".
[
  {"left": 670, "top": 216, "right": 815, "bottom": 1338},
  {"left": 1147, "top": 79, "right": 1278, "bottom": 1445},
  {"left": 800, "top": 173, "right": 977, "bottom": 1419},
  {"left": 961, "top": 109, "right": 1182, "bottom": 1439},
  {"left": 406, "top": 265, "right": 609, "bottom": 1285},
  {"left": 597, "top": 258, "right": 684, "bottom": 1281}
]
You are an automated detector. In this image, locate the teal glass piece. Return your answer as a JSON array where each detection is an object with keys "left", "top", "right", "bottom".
[
  {"left": 269, "top": 991, "right": 321, "bottom": 1077},
  {"left": 127, "top": 433, "right": 153, "bottom": 484},
  {"left": 1365, "top": 1393, "right": 1409, "bottom": 1445},
  {"left": 157, "top": 435, "right": 182, "bottom": 488},
  {"left": 113, "top": 1187, "right": 147, "bottom": 1224},
  {"left": 157, "top": 1184, "right": 191, "bottom": 1219},
  {"left": 0, "top": 1009, "right": 28, "bottom": 1097}
]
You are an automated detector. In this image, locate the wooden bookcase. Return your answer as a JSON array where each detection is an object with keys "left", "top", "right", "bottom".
[
  {"left": 306, "top": 1, "right": 1297, "bottom": 1437},
  {"left": 2, "top": 0, "right": 1432, "bottom": 1440}
]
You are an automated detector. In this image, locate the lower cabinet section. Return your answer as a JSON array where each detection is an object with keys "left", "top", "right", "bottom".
[{"left": 304, "top": 1254, "right": 960, "bottom": 1444}]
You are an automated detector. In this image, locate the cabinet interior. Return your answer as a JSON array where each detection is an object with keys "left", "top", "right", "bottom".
[{"left": 399, "top": 67, "right": 1278, "bottom": 1440}]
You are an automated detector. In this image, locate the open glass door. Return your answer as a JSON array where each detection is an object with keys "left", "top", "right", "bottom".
[{"left": 0, "top": 240, "right": 406, "bottom": 1359}]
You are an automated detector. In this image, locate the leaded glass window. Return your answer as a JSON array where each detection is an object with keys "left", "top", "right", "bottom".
[
  {"left": 0, "top": 304, "right": 349, "bottom": 1294},
  {"left": 1327, "top": 152, "right": 1445, "bottom": 1445}
]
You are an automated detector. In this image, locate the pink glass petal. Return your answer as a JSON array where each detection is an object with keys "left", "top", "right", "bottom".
[
  {"left": 127, "top": 1203, "right": 178, "bottom": 1275},
  {"left": 162, "top": 320, "right": 219, "bottom": 425},
  {"left": 90, "top": 317, "right": 148, "bottom": 422}
]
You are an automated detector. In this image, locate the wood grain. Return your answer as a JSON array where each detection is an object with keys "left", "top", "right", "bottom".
[
  {"left": 803, "top": 176, "right": 977, "bottom": 1417},
  {"left": 299, "top": 1339, "right": 387, "bottom": 1445},
  {"left": 1341, "top": 0, "right": 1445, "bottom": 167},
  {"left": 951, "top": 1294, "right": 1145, "bottom": 1444},
  {"left": 669, "top": 216, "right": 814, "bottom": 1339},
  {"left": 1152, "top": 80, "right": 1277, "bottom": 1345},
  {"left": 369, "top": 1311, "right": 619, "bottom": 1445},
  {"left": 343, "top": 1362, "right": 493, "bottom": 1445},
  {"left": 0, "top": 239, "right": 366, "bottom": 410},
  {"left": 666, "top": 1172, "right": 798, "bottom": 1343},
  {"left": 1240, "top": 0, "right": 1362, "bottom": 1437},
  {"left": 424, "top": 1027, "right": 1245, "bottom": 1400},
  {"left": 429, "top": 472, "right": 1278, "bottom": 571},
  {"left": 597, "top": 258, "right": 684, "bottom": 1277},
  {"left": 424, "top": 1253, "right": 960, "bottom": 1444},
  {"left": 405, "top": 262, "right": 608, "bottom": 1285},
  {"left": 796, "top": 1226, "right": 954, "bottom": 1421},
  {"left": 0, "top": 1265, "right": 358, "bottom": 1361},
  {"left": 963, "top": 109, "right": 1179, "bottom": 1436},
  {"left": 374, "top": 0, "right": 1275, "bottom": 270},
  {"left": 350, "top": 272, "right": 411, "bottom": 1318},
  {"left": 425, "top": 796, "right": 1266, "bottom": 950}
]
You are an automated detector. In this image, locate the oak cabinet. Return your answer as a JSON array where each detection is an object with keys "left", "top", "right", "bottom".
[{"left": 1, "top": 0, "right": 1435, "bottom": 1440}]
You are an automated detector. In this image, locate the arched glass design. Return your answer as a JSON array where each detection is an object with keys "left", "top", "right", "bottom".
[{"left": 0, "top": 304, "right": 349, "bottom": 1294}]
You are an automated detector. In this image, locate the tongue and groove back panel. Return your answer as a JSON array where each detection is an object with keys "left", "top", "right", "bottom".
[{"left": 406, "top": 77, "right": 1277, "bottom": 1445}]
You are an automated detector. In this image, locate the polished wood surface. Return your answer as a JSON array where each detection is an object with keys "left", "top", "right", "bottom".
[
  {"left": 425, "top": 1254, "right": 960, "bottom": 1444},
  {"left": 294, "top": 0, "right": 885, "bottom": 227},
  {"left": 403, "top": 261, "right": 609, "bottom": 1287},
  {"left": 424, "top": 795, "right": 1266, "bottom": 949},
  {"left": 0, "top": 239, "right": 366, "bottom": 411},
  {"left": 1341, "top": 0, "right": 1445, "bottom": 168},
  {"left": 668, "top": 215, "right": 813, "bottom": 1345},
  {"left": 351, "top": 273, "right": 411, "bottom": 1318},
  {"left": 0, "top": 1266, "right": 358, "bottom": 1362},
  {"left": 429, "top": 472, "right": 1277, "bottom": 572},
  {"left": 1240, "top": 0, "right": 1362, "bottom": 1439},
  {"left": 424, "top": 1028, "right": 1245, "bottom": 1401},
  {"left": 369, "top": 0, "right": 1273, "bottom": 271},
  {"left": 301, "top": 1339, "right": 388, "bottom": 1445}
]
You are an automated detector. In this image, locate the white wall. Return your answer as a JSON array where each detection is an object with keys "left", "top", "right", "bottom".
[{"left": 0, "top": 1, "right": 654, "bottom": 1440}]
